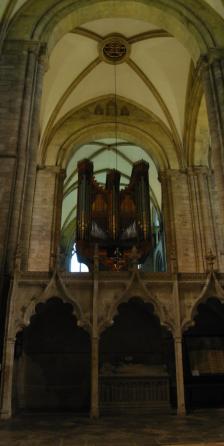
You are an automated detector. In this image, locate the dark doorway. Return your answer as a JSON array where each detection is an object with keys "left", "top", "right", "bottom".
[
  {"left": 99, "top": 298, "right": 175, "bottom": 413},
  {"left": 183, "top": 297, "right": 224, "bottom": 410},
  {"left": 13, "top": 298, "right": 90, "bottom": 413}
]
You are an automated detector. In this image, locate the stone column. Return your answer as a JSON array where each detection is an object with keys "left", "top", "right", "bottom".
[
  {"left": 173, "top": 278, "right": 186, "bottom": 415},
  {"left": 187, "top": 167, "right": 217, "bottom": 271},
  {"left": 28, "top": 166, "right": 65, "bottom": 271},
  {"left": 0, "top": 40, "right": 47, "bottom": 274},
  {"left": 174, "top": 336, "right": 186, "bottom": 416},
  {"left": 201, "top": 49, "right": 224, "bottom": 270},
  {"left": 16, "top": 351, "right": 26, "bottom": 411},
  {"left": 0, "top": 39, "right": 46, "bottom": 369},
  {"left": 0, "top": 336, "right": 15, "bottom": 419},
  {"left": 91, "top": 334, "right": 99, "bottom": 418},
  {"left": 159, "top": 170, "right": 197, "bottom": 272},
  {"left": 19, "top": 49, "right": 47, "bottom": 271},
  {"left": 50, "top": 168, "right": 66, "bottom": 271},
  {"left": 159, "top": 171, "right": 177, "bottom": 273},
  {"left": 90, "top": 245, "right": 99, "bottom": 418}
]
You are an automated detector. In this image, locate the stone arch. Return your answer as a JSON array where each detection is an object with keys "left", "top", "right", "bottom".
[
  {"left": 13, "top": 297, "right": 91, "bottom": 413},
  {"left": 182, "top": 274, "right": 224, "bottom": 334},
  {"left": 55, "top": 124, "right": 171, "bottom": 171},
  {"left": 98, "top": 295, "right": 175, "bottom": 403},
  {"left": 103, "top": 295, "right": 163, "bottom": 334},
  {"left": 184, "top": 63, "right": 210, "bottom": 168},
  {"left": 41, "top": 98, "right": 178, "bottom": 170},
  {"left": 18, "top": 296, "right": 80, "bottom": 330},
  {"left": 182, "top": 295, "right": 224, "bottom": 410},
  {"left": 15, "top": 284, "right": 90, "bottom": 336},
  {"left": 7, "top": 0, "right": 224, "bottom": 62},
  {"left": 193, "top": 94, "right": 210, "bottom": 167},
  {"left": 184, "top": 66, "right": 205, "bottom": 166},
  {"left": 187, "top": 294, "right": 224, "bottom": 334},
  {"left": 99, "top": 274, "right": 171, "bottom": 335}
]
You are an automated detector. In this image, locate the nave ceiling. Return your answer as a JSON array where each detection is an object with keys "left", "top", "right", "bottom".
[{"left": 1, "top": 0, "right": 224, "bottom": 249}]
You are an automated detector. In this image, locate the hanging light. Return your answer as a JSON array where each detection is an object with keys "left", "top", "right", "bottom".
[{"left": 114, "top": 62, "right": 118, "bottom": 171}]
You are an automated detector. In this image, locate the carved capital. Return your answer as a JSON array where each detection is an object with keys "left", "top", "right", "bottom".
[
  {"left": 158, "top": 169, "right": 186, "bottom": 182},
  {"left": 174, "top": 336, "right": 182, "bottom": 343},
  {"left": 186, "top": 166, "right": 210, "bottom": 177},
  {"left": 200, "top": 47, "right": 224, "bottom": 69}
]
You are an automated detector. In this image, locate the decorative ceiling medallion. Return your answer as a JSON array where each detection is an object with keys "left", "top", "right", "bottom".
[{"left": 99, "top": 35, "right": 130, "bottom": 64}]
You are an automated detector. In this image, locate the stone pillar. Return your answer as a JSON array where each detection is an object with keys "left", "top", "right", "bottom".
[
  {"left": 0, "top": 336, "right": 15, "bottom": 419},
  {"left": 187, "top": 167, "right": 217, "bottom": 271},
  {"left": 90, "top": 245, "right": 99, "bottom": 418},
  {"left": 0, "top": 39, "right": 47, "bottom": 274},
  {"left": 0, "top": 39, "right": 46, "bottom": 368},
  {"left": 173, "top": 278, "right": 186, "bottom": 415},
  {"left": 174, "top": 336, "right": 186, "bottom": 416},
  {"left": 159, "top": 170, "right": 197, "bottom": 272},
  {"left": 201, "top": 49, "right": 224, "bottom": 270},
  {"left": 16, "top": 352, "right": 26, "bottom": 411},
  {"left": 28, "top": 166, "right": 65, "bottom": 271},
  {"left": 50, "top": 168, "right": 66, "bottom": 270},
  {"left": 159, "top": 171, "right": 177, "bottom": 273},
  {"left": 19, "top": 50, "right": 47, "bottom": 271},
  {"left": 91, "top": 334, "right": 99, "bottom": 418}
]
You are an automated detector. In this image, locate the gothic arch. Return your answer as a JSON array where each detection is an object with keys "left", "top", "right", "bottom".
[
  {"left": 14, "top": 274, "right": 90, "bottom": 335},
  {"left": 99, "top": 271, "right": 170, "bottom": 334},
  {"left": 17, "top": 295, "right": 76, "bottom": 329},
  {"left": 56, "top": 122, "right": 170, "bottom": 171},
  {"left": 182, "top": 273, "right": 224, "bottom": 333},
  {"left": 188, "top": 296, "right": 224, "bottom": 334},
  {"left": 41, "top": 98, "right": 178, "bottom": 170},
  {"left": 99, "top": 294, "right": 167, "bottom": 337},
  {"left": 15, "top": 295, "right": 87, "bottom": 335},
  {"left": 13, "top": 296, "right": 91, "bottom": 414},
  {"left": 184, "top": 65, "right": 205, "bottom": 166},
  {"left": 7, "top": 0, "right": 224, "bottom": 61}
]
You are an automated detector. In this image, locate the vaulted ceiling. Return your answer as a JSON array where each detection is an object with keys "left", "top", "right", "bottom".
[
  {"left": 1, "top": 0, "right": 223, "bottom": 249},
  {"left": 1, "top": 0, "right": 224, "bottom": 22},
  {"left": 40, "top": 20, "right": 190, "bottom": 143},
  {"left": 39, "top": 16, "right": 191, "bottom": 234}
]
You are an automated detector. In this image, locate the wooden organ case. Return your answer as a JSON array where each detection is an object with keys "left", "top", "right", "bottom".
[{"left": 76, "top": 159, "right": 152, "bottom": 270}]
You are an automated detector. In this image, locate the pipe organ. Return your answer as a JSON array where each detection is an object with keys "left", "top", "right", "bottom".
[{"left": 76, "top": 159, "right": 152, "bottom": 270}]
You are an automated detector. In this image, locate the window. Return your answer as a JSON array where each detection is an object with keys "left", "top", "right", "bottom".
[{"left": 70, "top": 243, "right": 89, "bottom": 272}]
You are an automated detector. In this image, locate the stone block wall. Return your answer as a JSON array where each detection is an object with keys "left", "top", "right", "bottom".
[{"left": 28, "top": 167, "right": 62, "bottom": 271}]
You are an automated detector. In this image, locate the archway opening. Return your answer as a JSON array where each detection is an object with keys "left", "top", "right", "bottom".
[
  {"left": 183, "top": 297, "right": 224, "bottom": 410},
  {"left": 99, "top": 298, "right": 175, "bottom": 413},
  {"left": 13, "top": 298, "right": 90, "bottom": 414}
]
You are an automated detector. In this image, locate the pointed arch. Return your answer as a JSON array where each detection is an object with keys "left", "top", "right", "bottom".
[
  {"left": 40, "top": 96, "right": 178, "bottom": 170},
  {"left": 7, "top": 0, "right": 224, "bottom": 62},
  {"left": 99, "top": 270, "right": 171, "bottom": 334},
  {"left": 182, "top": 272, "right": 224, "bottom": 333},
  {"left": 15, "top": 272, "right": 91, "bottom": 334}
]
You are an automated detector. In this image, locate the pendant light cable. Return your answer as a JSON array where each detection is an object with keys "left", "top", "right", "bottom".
[{"left": 114, "top": 62, "right": 118, "bottom": 171}]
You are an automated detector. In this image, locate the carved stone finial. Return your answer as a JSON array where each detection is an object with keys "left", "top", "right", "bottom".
[{"left": 205, "top": 249, "right": 216, "bottom": 272}]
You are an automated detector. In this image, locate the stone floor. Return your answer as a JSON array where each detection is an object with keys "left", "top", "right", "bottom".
[{"left": 0, "top": 409, "right": 224, "bottom": 446}]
